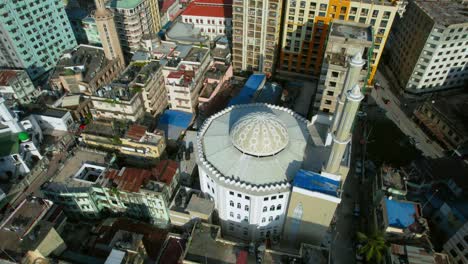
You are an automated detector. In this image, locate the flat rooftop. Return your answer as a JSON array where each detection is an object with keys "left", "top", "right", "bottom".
[
  {"left": 0, "top": 70, "right": 18, "bottom": 86},
  {"left": 166, "top": 22, "right": 209, "bottom": 43},
  {"left": 429, "top": 93, "right": 468, "bottom": 139},
  {"left": 293, "top": 169, "right": 340, "bottom": 197},
  {"left": 330, "top": 21, "right": 372, "bottom": 42},
  {"left": 43, "top": 149, "right": 108, "bottom": 192},
  {"left": 107, "top": 0, "right": 144, "bottom": 9},
  {"left": 185, "top": 224, "right": 250, "bottom": 263},
  {"left": 384, "top": 198, "right": 421, "bottom": 229},
  {"left": 37, "top": 108, "right": 69, "bottom": 118},
  {"left": 415, "top": 0, "right": 468, "bottom": 26}
]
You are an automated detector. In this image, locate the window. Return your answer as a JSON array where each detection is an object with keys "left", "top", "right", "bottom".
[
  {"left": 329, "top": 81, "right": 337, "bottom": 87},
  {"left": 331, "top": 71, "right": 339, "bottom": 78},
  {"left": 262, "top": 217, "right": 266, "bottom": 223},
  {"left": 275, "top": 215, "right": 280, "bottom": 221},
  {"left": 456, "top": 243, "right": 464, "bottom": 251},
  {"left": 270, "top": 205, "right": 275, "bottom": 211},
  {"left": 325, "top": 100, "right": 332, "bottom": 105},
  {"left": 245, "top": 196, "right": 250, "bottom": 200},
  {"left": 244, "top": 216, "right": 248, "bottom": 221},
  {"left": 237, "top": 193, "right": 242, "bottom": 198},
  {"left": 230, "top": 212, "right": 234, "bottom": 217},
  {"left": 279, "top": 195, "right": 284, "bottom": 199},
  {"left": 277, "top": 204, "right": 282, "bottom": 210},
  {"left": 237, "top": 203, "right": 241, "bottom": 209},
  {"left": 245, "top": 205, "right": 249, "bottom": 211},
  {"left": 230, "top": 201, "right": 234, "bottom": 207},
  {"left": 229, "top": 191, "right": 234, "bottom": 195},
  {"left": 263, "top": 206, "right": 267, "bottom": 212},
  {"left": 264, "top": 197, "right": 269, "bottom": 201},
  {"left": 271, "top": 196, "right": 277, "bottom": 200},
  {"left": 269, "top": 216, "right": 273, "bottom": 222},
  {"left": 450, "top": 249, "right": 458, "bottom": 257},
  {"left": 237, "top": 214, "right": 241, "bottom": 219}
]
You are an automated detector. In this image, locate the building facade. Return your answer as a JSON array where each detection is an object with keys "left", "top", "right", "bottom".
[
  {"left": 278, "top": 0, "right": 405, "bottom": 82},
  {"left": 181, "top": 0, "right": 232, "bottom": 41},
  {"left": 314, "top": 21, "right": 371, "bottom": 114},
  {"left": 0, "top": 1, "right": 77, "bottom": 80},
  {"left": 444, "top": 221, "right": 468, "bottom": 263},
  {"left": 107, "top": 0, "right": 161, "bottom": 53},
  {"left": 231, "top": 0, "right": 283, "bottom": 74},
  {"left": 0, "top": 69, "right": 40, "bottom": 106},
  {"left": 386, "top": 0, "right": 468, "bottom": 94}
]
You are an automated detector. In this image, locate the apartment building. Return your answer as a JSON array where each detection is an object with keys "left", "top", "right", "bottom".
[
  {"left": 0, "top": 69, "right": 40, "bottom": 106},
  {"left": 181, "top": 0, "right": 233, "bottom": 40},
  {"left": 42, "top": 149, "right": 178, "bottom": 227},
  {"left": 0, "top": 1, "right": 77, "bottom": 80},
  {"left": 444, "top": 222, "right": 468, "bottom": 264},
  {"left": 386, "top": 0, "right": 468, "bottom": 94},
  {"left": 231, "top": 0, "right": 283, "bottom": 74},
  {"left": 314, "top": 21, "right": 372, "bottom": 114},
  {"left": 279, "top": 0, "right": 405, "bottom": 82},
  {"left": 49, "top": 45, "right": 124, "bottom": 94},
  {"left": 107, "top": 0, "right": 161, "bottom": 53},
  {"left": 81, "top": 122, "right": 166, "bottom": 161}
]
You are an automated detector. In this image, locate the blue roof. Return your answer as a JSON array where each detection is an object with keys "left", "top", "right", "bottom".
[
  {"left": 228, "top": 74, "right": 266, "bottom": 106},
  {"left": 385, "top": 198, "right": 419, "bottom": 228},
  {"left": 157, "top": 110, "right": 193, "bottom": 140},
  {"left": 293, "top": 170, "right": 340, "bottom": 197},
  {"left": 256, "top": 83, "right": 281, "bottom": 104}
]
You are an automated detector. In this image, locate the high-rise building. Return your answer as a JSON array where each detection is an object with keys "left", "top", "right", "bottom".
[
  {"left": 93, "top": 0, "right": 125, "bottom": 66},
  {"left": 231, "top": 0, "right": 283, "bottom": 74},
  {"left": 106, "top": 0, "right": 161, "bottom": 53},
  {"left": 278, "top": 0, "right": 405, "bottom": 82},
  {"left": 0, "top": 1, "right": 77, "bottom": 80},
  {"left": 314, "top": 20, "right": 371, "bottom": 114},
  {"left": 386, "top": 0, "right": 468, "bottom": 94}
]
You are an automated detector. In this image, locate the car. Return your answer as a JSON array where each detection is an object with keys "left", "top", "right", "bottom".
[{"left": 353, "top": 203, "right": 361, "bottom": 217}]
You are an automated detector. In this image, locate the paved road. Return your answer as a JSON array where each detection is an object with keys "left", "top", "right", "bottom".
[{"left": 372, "top": 71, "right": 444, "bottom": 158}]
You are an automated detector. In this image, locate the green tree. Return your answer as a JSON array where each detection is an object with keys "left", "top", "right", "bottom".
[{"left": 356, "top": 231, "right": 388, "bottom": 263}]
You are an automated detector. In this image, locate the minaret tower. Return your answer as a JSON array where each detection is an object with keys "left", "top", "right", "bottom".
[
  {"left": 331, "top": 52, "right": 365, "bottom": 133},
  {"left": 93, "top": 0, "right": 125, "bottom": 66},
  {"left": 324, "top": 84, "right": 364, "bottom": 175}
]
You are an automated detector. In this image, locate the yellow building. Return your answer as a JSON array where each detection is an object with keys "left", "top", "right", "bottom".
[
  {"left": 279, "top": 0, "right": 406, "bottom": 82},
  {"left": 81, "top": 122, "right": 166, "bottom": 161}
]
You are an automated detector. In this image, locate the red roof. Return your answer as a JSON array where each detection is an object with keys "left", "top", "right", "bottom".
[
  {"left": 126, "top": 124, "right": 147, "bottom": 141},
  {"left": 167, "top": 71, "right": 185, "bottom": 79},
  {"left": 182, "top": 0, "right": 232, "bottom": 18},
  {"left": 160, "top": 0, "right": 177, "bottom": 12},
  {"left": 105, "top": 167, "right": 153, "bottom": 193},
  {"left": 0, "top": 70, "right": 18, "bottom": 86},
  {"left": 153, "top": 160, "right": 178, "bottom": 185}
]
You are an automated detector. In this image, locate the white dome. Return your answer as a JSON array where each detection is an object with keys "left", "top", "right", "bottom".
[{"left": 230, "top": 112, "right": 289, "bottom": 156}]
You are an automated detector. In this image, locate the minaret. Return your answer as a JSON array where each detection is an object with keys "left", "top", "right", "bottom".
[
  {"left": 93, "top": 0, "right": 125, "bottom": 66},
  {"left": 324, "top": 84, "right": 364, "bottom": 175},
  {"left": 331, "top": 52, "right": 365, "bottom": 133}
]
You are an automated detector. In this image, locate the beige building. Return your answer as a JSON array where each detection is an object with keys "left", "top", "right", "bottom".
[
  {"left": 91, "top": 91, "right": 145, "bottom": 121},
  {"left": 107, "top": 0, "right": 161, "bottom": 53},
  {"left": 231, "top": 0, "right": 283, "bottom": 74},
  {"left": 278, "top": 0, "right": 405, "bottom": 82},
  {"left": 81, "top": 122, "right": 166, "bottom": 161},
  {"left": 444, "top": 222, "right": 468, "bottom": 264},
  {"left": 49, "top": 45, "right": 124, "bottom": 94},
  {"left": 314, "top": 21, "right": 372, "bottom": 114}
]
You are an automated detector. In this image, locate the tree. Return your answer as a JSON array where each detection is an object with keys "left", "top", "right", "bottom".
[{"left": 356, "top": 231, "right": 388, "bottom": 263}]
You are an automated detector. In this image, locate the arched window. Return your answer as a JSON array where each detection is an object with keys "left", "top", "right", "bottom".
[
  {"left": 270, "top": 205, "right": 275, "bottom": 211},
  {"left": 263, "top": 206, "right": 267, "bottom": 212},
  {"left": 261, "top": 217, "right": 266, "bottom": 223},
  {"left": 275, "top": 215, "right": 280, "bottom": 221},
  {"left": 230, "top": 200, "right": 234, "bottom": 207},
  {"left": 245, "top": 205, "right": 249, "bottom": 211},
  {"left": 237, "top": 214, "right": 241, "bottom": 219},
  {"left": 277, "top": 204, "right": 282, "bottom": 210},
  {"left": 230, "top": 212, "right": 234, "bottom": 217},
  {"left": 237, "top": 203, "right": 241, "bottom": 209},
  {"left": 268, "top": 216, "right": 273, "bottom": 222}
]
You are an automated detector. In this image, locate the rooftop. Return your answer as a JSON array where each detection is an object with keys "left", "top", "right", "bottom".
[
  {"left": 107, "top": 0, "right": 144, "bottom": 9},
  {"left": 43, "top": 149, "right": 108, "bottom": 192},
  {"left": 228, "top": 74, "right": 266, "bottom": 106},
  {"left": 330, "top": 20, "right": 373, "bottom": 42},
  {"left": 185, "top": 223, "right": 250, "bottom": 263},
  {"left": 186, "top": 195, "right": 215, "bottom": 216},
  {"left": 37, "top": 108, "right": 69, "bottom": 118},
  {"left": 166, "top": 22, "right": 209, "bottom": 43},
  {"left": 427, "top": 93, "right": 468, "bottom": 140},
  {"left": 293, "top": 170, "right": 340, "bottom": 198},
  {"left": 0, "top": 70, "right": 18, "bottom": 86},
  {"left": 384, "top": 198, "right": 425, "bottom": 231},
  {"left": 55, "top": 45, "right": 109, "bottom": 83},
  {"left": 157, "top": 110, "right": 193, "bottom": 140},
  {"left": 182, "top": 0, "right": 233, "bottom": 18},
  {"left": 415, "top": 0, "right": 468, "bottom": 27},
  {"left": 380, "top": 166, "right": 406, "bottom": 194},
  {"left": 0, "top": 131, "right": 19, "bottom": 157},
  {"left": 390, "top": 243, "right": 450, "bottom": 264}
]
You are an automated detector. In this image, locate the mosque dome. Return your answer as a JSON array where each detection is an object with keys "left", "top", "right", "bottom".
[{"left": 230, "top": 112, "right": 289, "bottom": 156}]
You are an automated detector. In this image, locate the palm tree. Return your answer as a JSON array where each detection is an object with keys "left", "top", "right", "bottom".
[{"left": 356, "top": 231, "right": 388, "bottom": 263}]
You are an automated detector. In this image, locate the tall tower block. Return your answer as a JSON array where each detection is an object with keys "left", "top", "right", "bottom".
[{"left": 93, "top": 0, "right": 125, "bottom": 66}]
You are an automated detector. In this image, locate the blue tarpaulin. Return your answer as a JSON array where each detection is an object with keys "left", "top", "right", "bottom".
[
  {"left": 228, "top": 74, "right": 266, "bottom": 106},
  {"left": 157, "top": 110, "right": 193, "bottom": 140},
  {"left": 293, "top": 169, "right": 340, "bottom": 197},
  {"left": 385, "top": 198, "right": 418, "bottom": 228}
]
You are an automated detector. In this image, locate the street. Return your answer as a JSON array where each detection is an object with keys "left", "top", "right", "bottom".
[{"left": 372, "top": 71, "right": 445, "bottom": 158}]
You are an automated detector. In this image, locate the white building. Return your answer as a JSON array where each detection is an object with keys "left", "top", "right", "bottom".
[
  {"left": 33, "top": 109, "right": 74, "bottom": 135},
  {"left": 197, "top": 104, "right": 311, "bottom": 241},
  {"left": 0, "top": 69, "right": 40, "bottom": 106},
  {"left": 387, "top": 0, "right": 468, "bottom": 94},
  {"left": 181, "top": 0, "right": 232, "bottom": 41}
]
